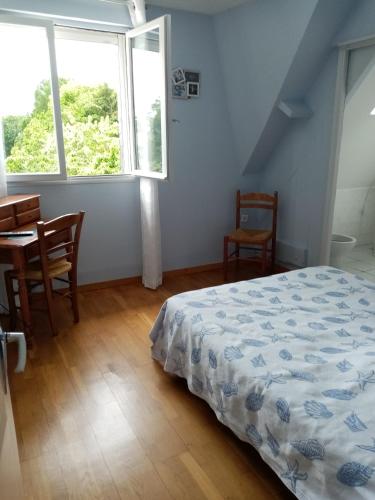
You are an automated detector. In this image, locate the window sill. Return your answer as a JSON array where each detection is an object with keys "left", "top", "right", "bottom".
[{"left": 7, "top": 174, "right": 138, "bottom": 187}]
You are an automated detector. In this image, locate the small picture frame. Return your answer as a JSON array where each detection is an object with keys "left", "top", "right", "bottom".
[
  {"left": 172, "top": 82, "right": 188, "bottom": 99},
  {"left": 172, "top": 67, "right": 185, "bottom": 85},
  {"left": 187, "top": 82, "right": 199, "bottom": 98},
  {"left": 184, "top": 70, "right": 200, "bottom": 83}
]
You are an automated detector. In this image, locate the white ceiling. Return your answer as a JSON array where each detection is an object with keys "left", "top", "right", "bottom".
[{"left": 147, "top": 0, "right": 251, "bottom": 15}]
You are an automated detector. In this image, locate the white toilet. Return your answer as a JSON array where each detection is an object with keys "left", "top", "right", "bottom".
[{"left": 330, "top": 233, "right": 357, "bottom": 267}]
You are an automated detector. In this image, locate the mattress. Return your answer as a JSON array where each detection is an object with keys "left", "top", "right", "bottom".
[{"left": 150, "top": 266, "right": 375, "bottom": 499}]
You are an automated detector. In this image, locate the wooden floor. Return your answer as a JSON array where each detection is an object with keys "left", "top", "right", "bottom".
[{"left": 8, "top": 268, "right": 295, "bottom": 500}]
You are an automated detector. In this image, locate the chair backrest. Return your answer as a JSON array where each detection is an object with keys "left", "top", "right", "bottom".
[
  {"left": 236, "top": 191, "right": 278, "bottom": 235},
  {"left": 36, "top": 211, "right": 85, "bottom": 279}
]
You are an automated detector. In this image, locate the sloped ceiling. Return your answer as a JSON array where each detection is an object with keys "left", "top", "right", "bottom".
[
  {"left": 244, "top": 0, "right": 355, "bottom": 174},
  {"left": 214, "top": 0, "right": 355, "bottom": 175},
  {"left": 214, "top": 0, "right": 319, "bottom": 173},
  {"left": 147, "top": 0, "right": 251, "bottom": 15}
]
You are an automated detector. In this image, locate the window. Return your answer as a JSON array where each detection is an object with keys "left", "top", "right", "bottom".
[
  {"left": 0, "top": 14, "right": 170, "bottom": 181},
  {"left": 55, "top": 28, "right": 124, "bottom": 177},
  {"left": 0, "top": 19, "right": 64, "bottom": 180},
  {"left": 126, "top": 19, "right": 169, "bottom": 178}
]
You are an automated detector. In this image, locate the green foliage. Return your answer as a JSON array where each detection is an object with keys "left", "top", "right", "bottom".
[
  {"left": 3, "top": 78, "right": 162, "bottom": 177},
  {"left": 33, "top": 78, "right": 68, "bottom": 114},
  {"left": 33, "top": 80, "right": 53, "bottom": 115},
  {"left": 63, "top": 117, "right": 120, "bottom": 176},
  {"left": 6, "top": 110, "right": 59, "bottom": 174},
  {"left": 150, "top": 99, "right": 161, "bottom": 173},
  {"left": 4, "top": 79, "right": 121, "bottom": 176},
  {"left": 2, "top": 115, "right": 30, "bottom": 157},
  {"left": 60, "top": 82, "right": 118, "bottom": 124}
]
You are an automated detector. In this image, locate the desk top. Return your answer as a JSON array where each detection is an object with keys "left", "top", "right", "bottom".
[
  {"left": 0, "top": 194, "right": 40, "bottom": 208},
  {"left": 0, "top": 194, "right": 41, "bottom": 250},
  {"left": 0, "top": 222, "right": 39, "bottom": 250}
]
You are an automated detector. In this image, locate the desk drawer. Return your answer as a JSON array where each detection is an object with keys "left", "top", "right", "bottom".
[
  {"left": 16, "top": 208, "right": 40, "bottom": 227},
  {"left": 0, "top": 217, "right": 16, "bottom": 231},
  {"left": 0, "top": 206, "right": 13, "bottom": 220},
  {"left": 0, "top": 204, "right": 16, "bottom": 231},
  {"left": 15, "top": 197, "right": 39, "bottom": 214}
]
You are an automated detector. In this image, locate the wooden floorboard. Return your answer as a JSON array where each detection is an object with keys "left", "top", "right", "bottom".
[{"left": 8, "top": 267, "right": 295, "bottom": 499}]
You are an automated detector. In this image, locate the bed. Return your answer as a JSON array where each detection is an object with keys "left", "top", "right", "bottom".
[{"left": 150, "top": 266, "right": 375, "bottom": 499}]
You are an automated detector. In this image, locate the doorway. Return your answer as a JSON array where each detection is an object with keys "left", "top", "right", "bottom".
[{"left": 322, "top": 39, "right": 375, "bottom": 280}]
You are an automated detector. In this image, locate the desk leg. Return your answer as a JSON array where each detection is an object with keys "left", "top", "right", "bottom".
[{"left": 13, "top": 250, "right": 33, "bottom": 349}]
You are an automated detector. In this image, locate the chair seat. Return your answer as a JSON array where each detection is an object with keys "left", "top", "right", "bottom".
[
  {"left": 228, "top": 228, "right": 273, "bottom": 244},
  {"left": 11, "top": 258, "right": 72, "bottom": 281}
]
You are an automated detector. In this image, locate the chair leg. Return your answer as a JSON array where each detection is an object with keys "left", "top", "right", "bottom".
[
  {"left": 44, "top": 278, "right": 57, "bottom": 336},
  {"left": 223, "top": 236, "right": 229, "bottom": 282},
  {"left": 262, "top": 243, "right": 268, "bottom": 275},
  {"left": 68, "top": 270, "right": 79, "bottom": 323},
  {"left": 271, "top": 237, "right": 276, "bottom": 272},
  {"left": 235, "top": 243, "right": 240, "bottom": 272},
  {"left": 5, "top": 272, "right": 17, "bottom": 330}
]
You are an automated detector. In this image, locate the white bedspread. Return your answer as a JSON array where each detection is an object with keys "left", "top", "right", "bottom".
[{"left": 150, "top": 267, "right": 375, "bottom": 499}]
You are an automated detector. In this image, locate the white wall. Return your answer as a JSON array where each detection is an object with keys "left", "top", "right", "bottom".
[
  {"left": 333, "top": 187, "right": 375, "bottom": 244},
  {"left": 333, "top": 51, "right": 375, "bottom": 246},
  {"left": 337, "top": 59, "right": 375, "bottom": 189}
]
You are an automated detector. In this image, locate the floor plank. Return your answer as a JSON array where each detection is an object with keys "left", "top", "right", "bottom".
[{"left": 9, "top": 268, "right": 294, "bottom": 499}]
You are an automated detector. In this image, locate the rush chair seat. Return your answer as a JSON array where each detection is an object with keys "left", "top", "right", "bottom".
[
  {"left": 223, "top": 191, "right": 278, "bottom": 281},
  {"left": 5, "top": 211, "right": 85, "bottom": 337}
]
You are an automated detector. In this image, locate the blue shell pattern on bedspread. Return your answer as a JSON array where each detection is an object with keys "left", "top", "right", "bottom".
[{"left": 149, "top": 266, "right": 375, "bottom": 499}]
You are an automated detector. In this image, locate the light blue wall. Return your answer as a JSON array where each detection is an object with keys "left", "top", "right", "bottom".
[
  {"left": 212, "top": 0, "right": 356, "bottom": 267},
  {"left": 213, "top": 0, "right": 318, "bottom": 171},
  {"left": 242, "top": 0, "right": 354, "bottom": 174},
  {"left": 336, "top": 0, "right": 375, "bottom": 43},
  {"left": 3, "top": 2, "right": 257, "bottom": 284},
  {"left": 10, "top": 180, "right": 143, "bottom": 283},
  {"left": 259, "top": 0, "right": 375, "bottom": 267},
  {"left": 149, "top": 7, "right": 258, "bottom": 270},
  {"left": 4, "top": 0, "right": 365, "bottom": 279},
  {"left": 0, "top": 0, "right": 132, "bottom": 26},
  {"left": 260, "top": 53, "right": 339, "bottom": 266}
]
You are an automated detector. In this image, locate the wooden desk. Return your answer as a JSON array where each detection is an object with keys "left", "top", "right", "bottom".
[{"left": 0, "top": 195, "right": 41, "bottom": 347}]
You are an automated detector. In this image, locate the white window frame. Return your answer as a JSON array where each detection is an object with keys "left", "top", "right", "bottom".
[
  {"left": 53, "top": 26, "right": 131, "bottom": 178},
  {"left": 0, "top": 14, "right": 67, "bottom": 182},
  {"left": 125, "top": 15, "right": 170, "bottom": 180},
  {"left": 0, "top": 14, "right": 171, "bottom": 183}
]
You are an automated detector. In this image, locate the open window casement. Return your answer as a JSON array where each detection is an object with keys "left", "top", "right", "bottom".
[
  {"left": 0, "top": 14, "right": 67, "bottom": 181},
  {"left": 125, "top": 15, "right": 171, "bottom": 180}
]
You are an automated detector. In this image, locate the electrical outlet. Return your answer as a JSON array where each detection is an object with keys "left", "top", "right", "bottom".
[{"left": 240, "top": 214, "right": 248, "bottom": 223}]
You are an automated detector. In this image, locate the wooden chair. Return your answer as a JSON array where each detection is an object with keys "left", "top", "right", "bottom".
[
  {"left": 5, "top": 211, "right": 85, "bottom": 336},
  {"left": 223, "top": 191, "right": 278, "bottom": 280}
]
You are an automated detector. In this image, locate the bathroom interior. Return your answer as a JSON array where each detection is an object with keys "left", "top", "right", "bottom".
[{"left": 331, "top": 44, "right": 375, "bottom": 281}]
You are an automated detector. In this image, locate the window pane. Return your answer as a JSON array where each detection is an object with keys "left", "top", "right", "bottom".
[
  {"left": 131, "top": 28, "right": 162, "bottom": 174},
  {"left": 0, "top": 24, "right": 59, "bottom": 175},
  {"left": 55, "top": 30, "right": 122, "bottom": 176}
]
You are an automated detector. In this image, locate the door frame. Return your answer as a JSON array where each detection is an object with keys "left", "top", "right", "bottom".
[{"left": 320, "top": 34, "right": 375, "bottom": 265}]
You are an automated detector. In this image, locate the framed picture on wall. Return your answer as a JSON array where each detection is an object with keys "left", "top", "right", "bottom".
[
  {"left": 184, "top": 70, "right": 200, "bottom": 83},
  {"left": 171, "top": 69, "right": 200, "bottom": 99},
  {"left": 187, "top": 82, "right": 199, "bottom": 97},
  {"left": 172, "top": 82, "right": 188, "bottom": 99},
  {"left": 172, "top": 67, "right": 185, "bottom": 85}
]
